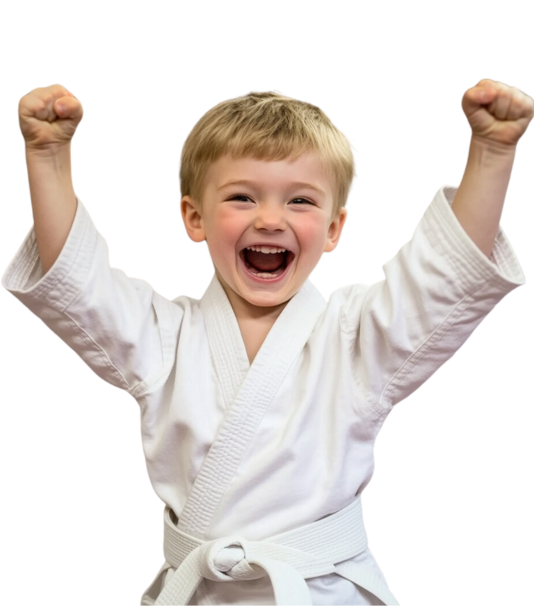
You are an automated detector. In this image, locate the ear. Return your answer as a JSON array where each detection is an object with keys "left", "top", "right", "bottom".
[
  {"left": 181, "top": 195, "right": 206, "bottom": 243},
  {"left": 324, "top": 207, "right": 347, "bottom": 252}
]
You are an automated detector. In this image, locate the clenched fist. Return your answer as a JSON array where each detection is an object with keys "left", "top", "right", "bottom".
[
  {"left": 19, "top": 84, "right": 83, "bottom": 151},
  {"left": 462, "top": 79, "right": 534, "bottom": 148}
]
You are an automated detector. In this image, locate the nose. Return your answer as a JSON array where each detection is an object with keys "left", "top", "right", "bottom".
[{"left": 253, "top": 202, "right": 286, "bottom": 231}]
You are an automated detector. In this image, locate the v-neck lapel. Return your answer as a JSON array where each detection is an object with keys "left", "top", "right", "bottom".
[
  {"left": 200, "top": 276, "right": 249, "bottom": 410},
  {"left": 182, "top": 276, "right": 327, "bottom": 538}
]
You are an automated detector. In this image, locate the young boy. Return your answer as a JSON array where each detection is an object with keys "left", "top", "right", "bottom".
[{"left": 3, "top": 81, "right": 532, "bottom": 605}]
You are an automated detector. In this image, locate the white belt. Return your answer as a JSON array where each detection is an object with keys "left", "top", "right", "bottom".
[{"left": 143, "top": 496, "right": 399, "bottom": 605}]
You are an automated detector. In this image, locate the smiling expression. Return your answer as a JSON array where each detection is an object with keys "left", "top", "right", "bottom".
[{"left": 181, "top": 151, "right": 347, "bottom": 314}]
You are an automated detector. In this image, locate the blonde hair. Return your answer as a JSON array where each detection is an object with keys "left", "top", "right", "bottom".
[{"left": 179, "top": 92, "right": 355, "bottom": 215}]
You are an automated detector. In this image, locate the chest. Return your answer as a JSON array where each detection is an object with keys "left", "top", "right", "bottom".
[{"left": 238, "top": 320, "right": 274, "bottom": 364}]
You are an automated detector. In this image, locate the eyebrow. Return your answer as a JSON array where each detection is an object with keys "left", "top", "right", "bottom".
[{"left": 217, "top": 179, "right": 326, "bottom": 196}]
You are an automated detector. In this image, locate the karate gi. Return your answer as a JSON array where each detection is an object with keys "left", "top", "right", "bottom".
[{"left": 2, "top": 185, "right": 524, "bottom": 605}]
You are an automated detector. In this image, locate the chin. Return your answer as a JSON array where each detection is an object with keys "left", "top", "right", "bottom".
[{"left": 245, "top": 297, "right": 291, "bottom": 308}]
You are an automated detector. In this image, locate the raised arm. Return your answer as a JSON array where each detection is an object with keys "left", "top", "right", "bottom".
[
  {"left": 19, "top": 84, "right": 83, "bottom": 273},
  {"left": 451, "top": 79, "right": 534, "bottom": 257}
]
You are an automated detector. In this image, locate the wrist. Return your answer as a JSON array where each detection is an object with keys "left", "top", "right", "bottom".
[
  {"left": 25, "top": 142, "right": 73, "bottom": 177},
  {"left": 469, "top": 135, "right": 517, "bottom": 161}
]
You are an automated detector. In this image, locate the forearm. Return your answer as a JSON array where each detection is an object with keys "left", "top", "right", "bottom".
[
  {"left": 451, "top": 136, "right": 516, "bottom": 258},
  {"left": 26, "top": 144, "right": 77, "bottom": 273}
]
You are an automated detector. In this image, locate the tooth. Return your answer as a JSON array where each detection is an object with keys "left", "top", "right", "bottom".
[{"left": 245, "top": 246, "right": 288, "bottom": 253}]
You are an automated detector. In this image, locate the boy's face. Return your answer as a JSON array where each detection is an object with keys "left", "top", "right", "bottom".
[{"left": 181, "top": 151, "right": 346, "bottom": 311}]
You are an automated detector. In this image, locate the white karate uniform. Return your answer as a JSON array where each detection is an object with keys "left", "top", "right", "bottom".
[{"left": 2, "top": 185, "right": 524, "bottom": 605}]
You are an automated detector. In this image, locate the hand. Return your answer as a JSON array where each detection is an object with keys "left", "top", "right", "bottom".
[
  {"left": 19, "top": 84, "right": 83, "bottom": 152},
  {"left": 462, "top": 79, "right": 534, "bottom": 148}
]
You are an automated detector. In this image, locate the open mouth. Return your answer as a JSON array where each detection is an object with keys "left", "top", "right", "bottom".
[{"left": 239, "top": 249, "right": 295, "bottom": 282}]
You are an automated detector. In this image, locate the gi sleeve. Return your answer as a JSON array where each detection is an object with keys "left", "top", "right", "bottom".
[
  {"left": 1, "top": 197, "right": 183, "bottom": 399},
  {"left": 338, "top": 185, "right": 525, "bottom": 415}
]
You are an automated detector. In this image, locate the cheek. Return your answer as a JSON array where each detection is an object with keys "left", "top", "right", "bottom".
[
  {"left": 206, "top": 211, "right": 246, "bottom": 261},
  {"left": 221, "top": 216, "right": 247, "bottom": 248},
  {"left": 295, "top": 216, "right": 329, "bottom": 257}
]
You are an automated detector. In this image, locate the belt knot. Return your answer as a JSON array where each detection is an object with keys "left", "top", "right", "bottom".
[{"left": 197, "top": 536, "right": 266, "bottom": 582}]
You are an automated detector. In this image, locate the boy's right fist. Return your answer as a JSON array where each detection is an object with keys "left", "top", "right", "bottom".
[{"left": 19, "top": 84, "right": 83, "bottom": 151}]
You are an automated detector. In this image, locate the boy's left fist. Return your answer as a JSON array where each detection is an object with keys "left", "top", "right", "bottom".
[{"left": 462, "top": 79, "right": 534, "bottom": 148}]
